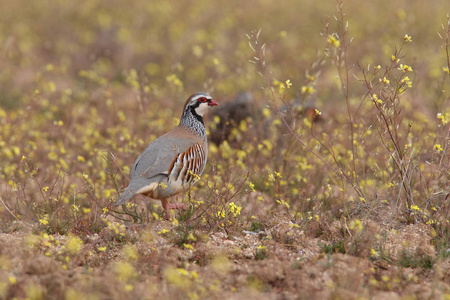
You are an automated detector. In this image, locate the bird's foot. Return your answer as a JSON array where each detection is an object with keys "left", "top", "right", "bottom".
[
  {"left": 167, "top": 203, "right": 188, "bottom": 210},
  {"left": 162, "top": 199, "right": 187, "bottom": 220}
]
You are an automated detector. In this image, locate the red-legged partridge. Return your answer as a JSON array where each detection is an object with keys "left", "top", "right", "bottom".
[{"left": 115, "top": 92, "right": 219, "bottom": 216}]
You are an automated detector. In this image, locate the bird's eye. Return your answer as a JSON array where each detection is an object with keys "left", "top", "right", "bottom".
[{"left": 198, "top": 97, "right": 208, "bottom": 103}]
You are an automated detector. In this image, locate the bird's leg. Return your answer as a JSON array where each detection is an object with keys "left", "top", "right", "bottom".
[
  {"left": 162, "top": 198, "right": 172, "bottom": 219},
  {"left": 162, "top": 199, "right": 187, "bottom": 219},
  {"left": 167, "top": 203, "right": 187, "bottom": 210}
]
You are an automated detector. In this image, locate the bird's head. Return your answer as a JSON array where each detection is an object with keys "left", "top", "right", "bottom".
[{"left": 182, "top": 92, "right": 219, "bottom": 118}]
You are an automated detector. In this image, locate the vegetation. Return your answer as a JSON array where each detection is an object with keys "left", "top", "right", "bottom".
[{"left": 0, "top": 0, "right": 449, "bottom": 299}]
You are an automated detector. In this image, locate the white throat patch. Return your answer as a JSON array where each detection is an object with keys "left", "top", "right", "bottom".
[{"left": 194, "top": 102, "right": 210, "bottom": 117}]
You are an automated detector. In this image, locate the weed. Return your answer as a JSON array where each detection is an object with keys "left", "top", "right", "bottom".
[{"left": 322, "top": 240, "right": 346, "bottom": 254}]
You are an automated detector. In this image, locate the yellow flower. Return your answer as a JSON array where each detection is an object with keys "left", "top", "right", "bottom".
[
  {"left": 349, "top": 219, "right": 363, "bottom": 233},
  {"left": 443, "top": 66, "right": 450, "bottom": 75},
  {"left": 187, "top": 233, "right": 196, "bottom": 241},
  {"left": 400, "top": 76, "right": 412, "bottom": 87},
  {"left": 372, "top": 94, "right": 383, "bottom": 104},
  {"left": 380, "top": 77, "right": 390, "bottom": 84},
  {"left": 268, "top": 173, "right": 276, "bottom": 181},
  {"left": 285, "top": 79, "right": 292, "bottom": 89},
  {"left": 398, "top": 64, "right": 413, "bottom": 73},
  {"left": 273, "top": 79, "right": 291, "bottom": 94},
  {"left": 124, "top": 285, "right": 133, "bottom": 292},
  {"left": 113, "top": 261, "right": 136, "bottom": 282},
  {"left": 391, "top": 55, "right": 400, "bottom": 63},
  {"left": 410, "top": 205, "right": 420, "bottom": 211},
  {"left": 216, "top": 210, "right": 225, "bottom": 218},
  {"left": 370, "top": 248, "right": 379, "bottom": 258},
  {"left": 403, "top": 34, "right": 412, "bottom": 42},
  {"left": 25, "top": 284, "right": 43, "bottom": 300},
  {"left": 327, "top": 35, "right": 340, "bottom": 47},
  {"left": 228, "top": 202, "right": 242, "bottom": 217},
  {"left": 183, "top": 244, "right": 194, "bottom": 250},
  {"left": 46, "top": 64, "right": 54, "bottom": 71},
  {"left": 276, "top": 199, "right": 290, "bottom": 209},
  {"left": 48, "top": 151, "right": 58, "bottom": 161},
  {"left": 301, "top": 85, "right": 316, "bottom": 95},
  {"left": 166, "top": 74, "right": 183, "bottom": 88},
  {"left": 257, "top": 245, "right": 267, "bottom": 251},
  {"left": 117, "top": 111, "right": 126, "bottom": 122},
  {"left": 437, "top": 113, "right": 449, "bottom": 125},
  {"left": 123, "top": 245, "right": 138, "bottom": 261},
  {"left": 434, "top": 144, "right": 443, "bottom": 152},
  {"left": 248, "top": 182, "right": 255, "bottom": 192},
  {"left": 66, "top": 235, "right": 83, "bottom": 255}
]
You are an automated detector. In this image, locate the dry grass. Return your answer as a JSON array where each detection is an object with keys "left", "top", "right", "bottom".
[{"left": 0, "top": 0, "right": 449, "bottom": 299}]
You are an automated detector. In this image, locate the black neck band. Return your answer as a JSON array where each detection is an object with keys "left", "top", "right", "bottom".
[{"left": 189, "top": 106, "right": 204, "bottom": 125}]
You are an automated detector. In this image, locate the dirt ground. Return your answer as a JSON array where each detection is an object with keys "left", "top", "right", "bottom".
[{"left": 0, "top": 211, "right": 448, "bottom": 300}]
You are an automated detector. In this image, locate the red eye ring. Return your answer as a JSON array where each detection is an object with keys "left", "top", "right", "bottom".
[{"left": 198, "top": 97, "right": 208, "bottom": 103}]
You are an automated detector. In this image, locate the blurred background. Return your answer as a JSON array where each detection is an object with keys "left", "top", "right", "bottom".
[{"left": 1, "top": 0, "right": 450, "bottom": 108}]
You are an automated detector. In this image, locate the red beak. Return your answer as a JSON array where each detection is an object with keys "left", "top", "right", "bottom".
[{"left": 209, "top": 99, "right": 219, "bottom": 106}]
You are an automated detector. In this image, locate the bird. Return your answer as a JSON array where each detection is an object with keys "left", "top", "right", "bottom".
[{"left": 115, "top": 92, "right": 219, "bottom": 217}]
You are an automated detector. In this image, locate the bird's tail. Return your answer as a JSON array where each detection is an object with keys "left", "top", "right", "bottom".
[{"left": 115, "top": 186, "right": 136, "bottom": 206}]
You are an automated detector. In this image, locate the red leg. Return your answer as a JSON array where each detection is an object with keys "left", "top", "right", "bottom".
[
  {"left": 167, "top": 203, "right": 187, "bottom": 210},
  {"left": 162, "top": 198, "right": 171, "bottom": 219},
  {"left": 161, "top": 200, "right": 187, "bottom": 219}
]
